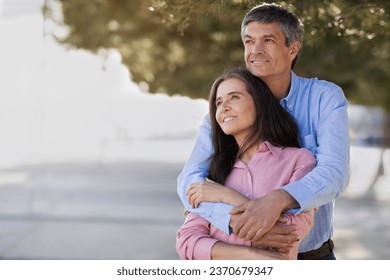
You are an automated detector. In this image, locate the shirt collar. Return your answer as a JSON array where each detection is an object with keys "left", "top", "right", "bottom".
[
  {"left": 257, "top": 141, "right": 283, "bottom": 160},
  {"left": 233, "top": 141, "right": 283, "bottom": 168}
]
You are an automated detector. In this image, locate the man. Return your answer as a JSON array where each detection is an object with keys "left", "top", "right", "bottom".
[{"left": 177, "top": 3, "right": 349, "bottom": 260}]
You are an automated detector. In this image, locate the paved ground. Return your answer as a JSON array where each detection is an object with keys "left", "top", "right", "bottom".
[{"left": 0, "top": 160, "right": 389, "bottom": 260}]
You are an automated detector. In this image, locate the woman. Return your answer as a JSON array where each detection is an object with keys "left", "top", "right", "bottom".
[{"left": 176, "top": 67, "right": 316, "bottom": 260}]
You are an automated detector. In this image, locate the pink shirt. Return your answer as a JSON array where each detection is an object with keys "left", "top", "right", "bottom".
[{"left": 176, "top": 141, "right": 316, "bottom": 260}]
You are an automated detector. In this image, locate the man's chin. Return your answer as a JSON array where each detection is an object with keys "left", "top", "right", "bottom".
[{"left": 247, "top": 67, "right": 268, "bottom": 79}]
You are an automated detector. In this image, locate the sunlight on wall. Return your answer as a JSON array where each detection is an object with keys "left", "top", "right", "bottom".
[{"left": 0, "top": 4, "right": 207, "bottom": 167}]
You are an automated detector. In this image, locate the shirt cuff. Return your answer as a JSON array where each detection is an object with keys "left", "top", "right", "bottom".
[
  {"left": 209, "top": 203, "right": 235, "bottom": 234},
  {"left": 193, "top": 238, "right": 219, "bottom": 260},
  {"left": 282, "top": 183, "right": 305, "bottom": 214}
]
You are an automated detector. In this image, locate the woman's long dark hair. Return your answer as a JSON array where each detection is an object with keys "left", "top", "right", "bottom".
[{"left": 208, "top": 66, "right": 300, "bottom": 184}]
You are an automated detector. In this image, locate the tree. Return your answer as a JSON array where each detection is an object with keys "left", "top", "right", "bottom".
[{"left": 44, "top": 0, "right": 390, "bottom": 111}]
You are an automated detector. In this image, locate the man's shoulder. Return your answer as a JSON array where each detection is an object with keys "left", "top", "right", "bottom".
[
  {"left": 282, "top": 146, "right": 315, "bottom": 160},
  {"left": 295, "top": 74, "right": 342, "bottom": 93},
  {"left": 293, "top": 74, "right": 345, "bottom": 104}
]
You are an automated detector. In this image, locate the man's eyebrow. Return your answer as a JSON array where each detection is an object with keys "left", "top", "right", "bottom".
[
  {"left": 244, "top": 33, "right": 277, "bottom": 39},
  {"left": 264, "top": 34, "right": 277, "bottom": 39}
]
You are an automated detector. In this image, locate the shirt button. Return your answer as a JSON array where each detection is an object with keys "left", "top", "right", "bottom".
[{"left": 245, "top": 193, "right": 249, "bottom": 197}]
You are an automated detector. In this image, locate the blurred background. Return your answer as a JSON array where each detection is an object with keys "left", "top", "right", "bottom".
[{"left": 0, "top": 0, "right": 389, "bottom": 260}]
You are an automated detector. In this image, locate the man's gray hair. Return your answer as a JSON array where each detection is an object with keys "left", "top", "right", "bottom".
[{"left": 241, "top": 3, "right": 304, "bottom": 69}]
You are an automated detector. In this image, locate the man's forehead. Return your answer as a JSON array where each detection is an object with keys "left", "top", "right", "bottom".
[{"left": 244, "top": 22, "right": 284, "bottom": 36}]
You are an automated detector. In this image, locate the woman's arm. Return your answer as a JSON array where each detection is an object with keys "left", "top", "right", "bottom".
[
  {"left": 187, "top": 180, "right": 249, "bottom": 208},
  {"left": 176, "top": 212, "right": 290, "bottom": 260},
  {"left": 211, "top": 242, "right": 288, "bottom": 260},
  {"left": 176, "top": 213, "right": 219, "bottom": 260},
  {"left": 283, "top": 210, "right": 315, "bottom": 239}
]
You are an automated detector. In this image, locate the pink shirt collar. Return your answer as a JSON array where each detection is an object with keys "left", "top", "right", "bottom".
[
  {"left": 257, "top": 140, "right": 283, "bottom": 159},
  {"left": 233, "top": 141, "right": 283, "bottom": 168}
]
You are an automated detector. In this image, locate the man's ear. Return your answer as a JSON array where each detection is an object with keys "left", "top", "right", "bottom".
[{"left": 289, "top": 41, "right": 301, "bottom": 61}]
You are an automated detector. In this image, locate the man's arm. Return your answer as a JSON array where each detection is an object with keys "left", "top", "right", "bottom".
[
  {"left": 283, "top": 86, "right": 350, "bottom": 212},
  {"left": 230, "top": 189, "right": 297, "bottom": 241},
  {"left": 177, "top": 114, "right": 234, "bottom": 233}
]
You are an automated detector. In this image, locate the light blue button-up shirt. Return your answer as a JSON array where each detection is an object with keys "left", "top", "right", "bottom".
[{"left": 177, "top": 71, "right": 350, "bottom": 252}]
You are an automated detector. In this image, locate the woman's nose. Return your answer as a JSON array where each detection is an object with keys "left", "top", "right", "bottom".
[{"left": 220, "top": 102, "right": 230, "bottom": 112}]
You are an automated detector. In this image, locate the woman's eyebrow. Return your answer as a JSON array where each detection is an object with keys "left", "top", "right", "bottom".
[{"left": 216, "top": 91, "right": 243, "bottom": 101}]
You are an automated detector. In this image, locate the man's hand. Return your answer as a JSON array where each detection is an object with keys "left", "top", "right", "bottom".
[
  {"left": 251, "top": 223, "right": 299, "bottom": 252},
  {"left": 229, "top": 189, "right": 296, "bottom": 242},
  {"left": 230, "top": 210, "right": 298, "bottom": 252}
]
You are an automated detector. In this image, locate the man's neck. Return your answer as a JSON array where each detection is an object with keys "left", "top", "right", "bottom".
[{"left": 263, "top": 74, "right": 292, "bottom": 101}]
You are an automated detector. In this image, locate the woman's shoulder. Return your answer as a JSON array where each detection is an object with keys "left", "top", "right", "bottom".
[
  {"left": 263, "top": 141, "right": 315, "bottom": 162},
  {"left": 282, "top": 146, "right": 316, "bottom": 161}
]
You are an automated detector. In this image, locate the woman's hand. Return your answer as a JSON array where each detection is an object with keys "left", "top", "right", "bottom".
[{"left": 187, "top": 180, "right": 248, "bottom": 208}]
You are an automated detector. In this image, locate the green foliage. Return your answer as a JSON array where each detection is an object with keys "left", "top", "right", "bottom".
[{"left": 45, "top": 0, "right": 390, "bottom": 111}]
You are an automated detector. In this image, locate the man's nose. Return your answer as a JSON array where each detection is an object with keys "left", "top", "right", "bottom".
[{"left": 252, "top": 41, "right": 264, "bottom": 54}]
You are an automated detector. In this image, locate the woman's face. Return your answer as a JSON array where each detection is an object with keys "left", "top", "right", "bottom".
[{"left": 215, "top": 78, "right": 256, "bottom": 145}]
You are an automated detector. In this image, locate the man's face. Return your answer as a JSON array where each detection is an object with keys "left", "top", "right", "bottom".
[{"left": 243, "top": 21, "right": 299, "bottom": 82}]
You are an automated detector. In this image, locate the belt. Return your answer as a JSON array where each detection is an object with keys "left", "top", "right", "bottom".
[{"left": 298, "top": 239, "right": 334, "bottom": 260}]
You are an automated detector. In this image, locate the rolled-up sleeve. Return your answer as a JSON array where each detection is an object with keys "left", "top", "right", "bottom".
[{"left": 176, "top": 213, "right": 219, "bottom": 260}]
